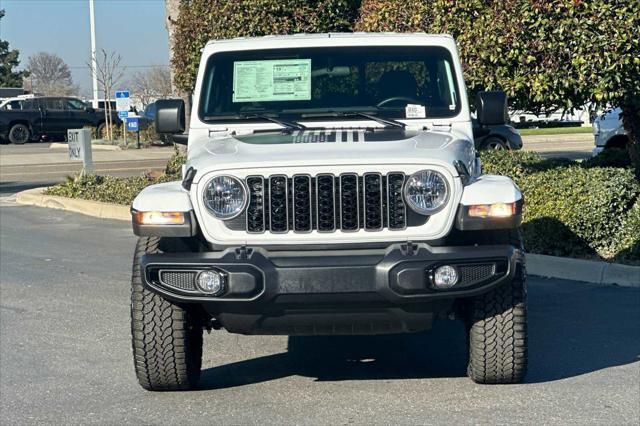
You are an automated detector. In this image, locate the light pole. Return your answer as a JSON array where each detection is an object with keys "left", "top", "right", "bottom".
[{"left": 89, "top": 0, "right": 99, "bottom": 108}]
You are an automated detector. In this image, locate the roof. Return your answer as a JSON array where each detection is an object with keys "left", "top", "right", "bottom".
[{"left": 205, "top": 32, "right": 453, "bottom": 46}]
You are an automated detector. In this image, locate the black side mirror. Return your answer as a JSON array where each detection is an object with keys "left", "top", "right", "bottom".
[
  {"left": 475, "top": 91, "right": 508, "bottom": 125},
  {"left": 155, "top": 99, "right": 185, "bottom": 136}
]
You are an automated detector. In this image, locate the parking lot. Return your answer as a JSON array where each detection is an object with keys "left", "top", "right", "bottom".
[{"left": 1, "top": 202, "right": 638, "bottom": 425}]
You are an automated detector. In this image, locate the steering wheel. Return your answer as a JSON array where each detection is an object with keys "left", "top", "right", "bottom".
[{"left": 376, "top": 96, "right": 421, "bottom": 108}]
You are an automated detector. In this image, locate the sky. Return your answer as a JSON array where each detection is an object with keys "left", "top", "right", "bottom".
[{"left": 0, "top": 0, "right": 170, "bottom": 97}]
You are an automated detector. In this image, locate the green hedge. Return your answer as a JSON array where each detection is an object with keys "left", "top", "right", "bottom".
[{"left": 480, "top": 150, "right": 639, "bottom": 263}]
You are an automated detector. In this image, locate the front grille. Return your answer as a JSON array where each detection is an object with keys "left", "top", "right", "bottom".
[{"left": 239, "top": 173, "right": 409, "bottom": 233}]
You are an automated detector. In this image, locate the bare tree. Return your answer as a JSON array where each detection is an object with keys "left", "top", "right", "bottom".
[
  {"left": 90, "top": 49, "right": 124, "bottom": 142},
  {"left": 129, "top": 67, "right": 172, "bottom": 107},
  {"left": 24, "top": 52, "right": 77, "bottom": 96}
]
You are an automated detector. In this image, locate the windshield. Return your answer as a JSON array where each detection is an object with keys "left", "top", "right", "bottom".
[{"left": 199, "top": 46, "right": 461, "bottom": 123}]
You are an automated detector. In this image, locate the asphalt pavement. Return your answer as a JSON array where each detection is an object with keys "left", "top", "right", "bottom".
[
  {"left": 0, "top": 142, "right": 173, "bottom": 196},
  {"left": 1, "top": 202, "right": 638, "bottom": 425}
]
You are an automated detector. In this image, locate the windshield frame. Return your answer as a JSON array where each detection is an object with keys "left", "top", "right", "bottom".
[{"left": 197, "top": 45, "right": 463, "bottom": 125}]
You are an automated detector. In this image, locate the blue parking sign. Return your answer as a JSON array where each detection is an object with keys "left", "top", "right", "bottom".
[{"left": 126, "top": 117, "right": 139, "bottom": 131}]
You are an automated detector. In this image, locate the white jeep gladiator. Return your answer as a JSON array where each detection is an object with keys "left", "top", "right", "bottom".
[{"left": 130, "top": 33, "right": 527, "bottom": 391}]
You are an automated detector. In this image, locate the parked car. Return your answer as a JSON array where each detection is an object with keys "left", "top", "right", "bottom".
[
  {"left": 129, "top": 33, "right": 527, "bottom": 391},
  {"left": 592, "top": 107, "right": 629, "bottom": 156},
  {"left": 472, "top": 118, "right": 523, "bottom": 150},
  {"left": 0, "top": 96, "right": 118, "bottom": 144}
]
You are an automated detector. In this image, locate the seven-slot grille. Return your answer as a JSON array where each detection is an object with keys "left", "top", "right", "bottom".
[{"left": 242, "top": 173, "right": 407, "bottom": 233}]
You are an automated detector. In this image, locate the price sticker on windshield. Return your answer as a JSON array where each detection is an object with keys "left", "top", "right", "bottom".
[{"left": 405, "top": 104, "right": 426, "bottom": 118}]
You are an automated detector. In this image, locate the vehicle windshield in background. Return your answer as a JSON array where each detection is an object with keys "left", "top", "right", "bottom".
[{"left": 199, "top": 46, "right": 460, "bottom": 123}]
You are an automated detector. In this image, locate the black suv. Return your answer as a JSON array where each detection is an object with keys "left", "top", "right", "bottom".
[{"left": 0, "top": 96, "right": 117, "bottom": 144}]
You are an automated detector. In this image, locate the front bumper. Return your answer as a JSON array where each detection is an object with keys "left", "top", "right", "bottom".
[{"left": 141, "top": 243, "right": 523, "bottom": 335}]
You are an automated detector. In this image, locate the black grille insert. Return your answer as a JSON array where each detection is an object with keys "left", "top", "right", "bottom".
[{"left": 236, "top": 173, "right": 410, "bottom": 233}]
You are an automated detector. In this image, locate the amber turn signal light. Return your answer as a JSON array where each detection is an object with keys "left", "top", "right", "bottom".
[
  {"left": 468, "top": 202, "right": 516, "bottom": 218},
  {"left": 133, "top": 211, "right": 185, "bottom": 225}
]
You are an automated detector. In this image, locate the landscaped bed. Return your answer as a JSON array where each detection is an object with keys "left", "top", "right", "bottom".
[{"left": 45, "top": 147, "right": 639, "bottom": 265}]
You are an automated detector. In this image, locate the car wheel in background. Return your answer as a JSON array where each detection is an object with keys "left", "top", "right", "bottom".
[
  {"left": 96, "top": 122, "right": 106, "bottom": 139},
  {"left": 481, "top": 137, "right": 508, "bottom": 151},
  {"left": 8, "top": 124, "right": 30, "bottom": 144}
]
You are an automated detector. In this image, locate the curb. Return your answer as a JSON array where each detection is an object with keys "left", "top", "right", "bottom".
[
  {"left": 49, "top": 142, "right": 121, "bottom": 151},
  {"left": 15, "top": 187, "right": 130, "bottom": 221},
  {"left": 527, "top": 253, "right": 639, "bottom": 288},
  {"left": 13, "top": 188, "right": 640, "bottom": 287}
]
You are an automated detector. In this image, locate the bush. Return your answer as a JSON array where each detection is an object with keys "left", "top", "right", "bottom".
[
  {"left": 165, "top": 146, "right": 187, "bottom": 175},
  {"left": 481, "top": 150, "right": 640, "bottom": 263},
  {"left": 583, "top": 148, "right": 632, "bottom": 169},
  {"left": 45, "top": 174, "right": 176, "bottom": 205}
]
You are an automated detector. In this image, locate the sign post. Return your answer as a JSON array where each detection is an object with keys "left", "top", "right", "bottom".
[
  {"left": 126, "top": 116, "right": 140, "bottom": 149},
  {"left": 115, "top": 91, "right": 130, "bottom": 146},
  {"left": 67, "top": 128, "right": 93, "bottom": 176}
]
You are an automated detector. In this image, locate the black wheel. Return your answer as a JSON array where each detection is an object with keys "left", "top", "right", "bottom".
[
  {"left": 130, "top": 237, "right": 203, "bottom": 391},
  {"left": 9, "top": 123, "right": 30, "bottom": 144},
  {"left": 96, "top": 122, "right": 106, "bottom": 139},
  {"left": 481, "top": 137, "right": 507, "bottom": 151},
  {"left": 466, "top": 254, "right": 527, "bottom": 384}
]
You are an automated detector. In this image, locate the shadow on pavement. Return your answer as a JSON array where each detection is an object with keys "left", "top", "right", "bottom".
[
  {"left": 197, "top": 279, "right": 639, "bottom": 390},
  {"left": 0, "top": 181, "right": 56, "bottom": 196}
]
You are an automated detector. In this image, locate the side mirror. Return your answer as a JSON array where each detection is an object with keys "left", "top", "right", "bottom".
[
  {"left": 475, "top": 91, "right": 508, "bottom": 126},
  {"left": 155, "top": 99, "right": 185, "bottom": 135}
]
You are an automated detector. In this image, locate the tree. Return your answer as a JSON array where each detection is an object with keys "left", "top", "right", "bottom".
[
  {"left": 0, "top": 10, "right": 28, "bottom": 87},
  {"left": 355, "top": 0, "right": 640, "bottom": 178},
  {"left": 24, "top": 52, "right": 77, "bottom": 96},
  {"left": 92, "top": 49, "right": 124, "bottom": 143},
  {"left": 129, "top": 67, "right": 172, "bottom": 107}
]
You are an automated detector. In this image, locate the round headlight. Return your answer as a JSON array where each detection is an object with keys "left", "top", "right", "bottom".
[
  {"left": 203, "top": 175, "right": 247, "bottom": 219},
  {"left": 404, "top": 170, "right": 449, "bottom": 215}
]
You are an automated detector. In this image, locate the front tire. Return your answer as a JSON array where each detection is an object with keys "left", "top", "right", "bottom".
[
  {"left": 466, "top": 264, "right": 527, "bottom": 384},
  {"left": 130, "top": 237, "right": 203, "bottom": 391},
  {"left": 9, "top": 123, "right": 30, "bottom": 144}
]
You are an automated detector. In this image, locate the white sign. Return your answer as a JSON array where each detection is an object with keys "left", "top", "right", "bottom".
[
  {"left": 405, "top": 104, "right": 426, "bottom": 118},
  {"left": 115, "top": 90, "right": 130, "bottom": 112},
  {"left": 67, "top": 128, "right": 93, "bottom": 173}
]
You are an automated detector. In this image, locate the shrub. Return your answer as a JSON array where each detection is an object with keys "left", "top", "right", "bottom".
[
  {"left": 481, "top": 150, "right": 640, "bottom": 262},
  {"left": 583, "top": 148, "right": 632, "bottom": 169},
  {"left": 165, "top": 146, "right": 186, "bottom": 176}
]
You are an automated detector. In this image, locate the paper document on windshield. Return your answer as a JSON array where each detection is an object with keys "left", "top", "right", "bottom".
[
  {"left": 233, "top": 59, "right": 311, "bottom": 103},
  {"left": 405, "top": 104, "right": 426, "bottom": 118}
]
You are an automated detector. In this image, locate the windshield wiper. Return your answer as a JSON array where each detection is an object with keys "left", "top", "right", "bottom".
[
  {"left": 203, "top": 113, "right": 306, "bottom": 133},
  {"left": 301, "top": 110, "right": 405, "bottom": 129}
]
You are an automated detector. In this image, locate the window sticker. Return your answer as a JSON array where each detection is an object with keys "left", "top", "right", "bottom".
[
  {"left": 233, "top": 59, "right": 311, "bottom": 102},
  {"left": 405, "top": 104, "right": 426, "bottom": 118}
]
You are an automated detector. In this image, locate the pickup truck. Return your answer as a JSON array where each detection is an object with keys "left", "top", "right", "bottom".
[{"left": 0, "top": 96, "right": 117, "bottom": 144}]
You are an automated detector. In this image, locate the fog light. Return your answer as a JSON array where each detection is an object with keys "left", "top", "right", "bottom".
[
  {"left": 196, "top": 270, "right": 225, "bottom": 295},
  {"left": 433, "top": 265, "right": 458, "bottom": 288}
]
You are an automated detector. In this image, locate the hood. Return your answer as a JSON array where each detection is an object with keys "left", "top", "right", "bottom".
[{"left": 187, "top": 128, "right": 475, "bottom": 183}]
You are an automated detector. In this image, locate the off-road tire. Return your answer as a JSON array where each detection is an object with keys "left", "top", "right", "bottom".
[
  {"left": 466, "top": 263, "right": 527, "bottom": 384},
  {"left": 9, "top": 123, "right": 30, "bottom": 144},
  {"left": 131, "top": 237, "right": 203, "bottom": 391}
]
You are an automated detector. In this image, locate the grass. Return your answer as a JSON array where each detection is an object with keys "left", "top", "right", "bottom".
[{"left": 518, "top": 127, "right": 593, "bottom": 136}]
